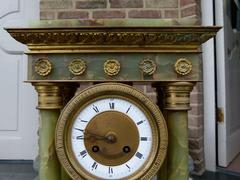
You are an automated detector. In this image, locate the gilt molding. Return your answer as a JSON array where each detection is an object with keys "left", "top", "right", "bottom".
[
  {"left": 33, "top": 83, "right": 64, "bottom": 109},
  {"left": 158, "top": 82, "right": 195, "bottom": 110},
  {"left": 6, "top": 26, "right": 220, "bottom": 53}
]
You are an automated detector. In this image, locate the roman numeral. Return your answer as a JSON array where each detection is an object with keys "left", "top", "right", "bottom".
[
  {"left": 74, "top": 128, "right": 84, "bottom": 132},
  {"left": 108, "top": 167, "right": 113, "bottom": 174},
  {"left": 141, "top": 137, "right": 148, "bottom": 141},
  {"left": 92, "top": 162, "right": 98, "bottom": 170},
  {"left": 135, "top": 152, "right": 143, "bottom": 159},
  {"left": 80, "top": 150, "right": 87, "bottom": 158},
  {"left": 76, "top": 135, "right": 84, "bottom": 140},
  {"left": 80, "top": 120, "right": 88, "bottom": 123},
  {"left": 126, "top": 164, "right": 131, "bottom": 170},
  {"left": 137, "top": 120, "right": 144, "bottom": 125},
  {"left": 109, "top": 102, "right": 114, "bottom": 109},
  {"left": 93, "top": 105, "right": 99, "bottom": 113},
  {"left": 126, "top": 105, "right": 132, "bottom": 114}
]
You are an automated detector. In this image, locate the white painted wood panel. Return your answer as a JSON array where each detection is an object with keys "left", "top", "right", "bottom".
[
  {"left": 0, "top": 0, "right": 39, "bottom": 159},
  {"left": 215, "top": 0, "right": 240, "bottom": 167},
  {"left": 0, "top": 54, "right": 19, "bottom": 130}
]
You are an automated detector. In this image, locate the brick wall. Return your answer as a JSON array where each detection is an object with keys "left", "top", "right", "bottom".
[
  {"left": 40, "top": 0, "right": 200, "bottom": 20},
  {"left": 40, "top": 0, "right": 204, "bottom": 175},
  {"left": 188, "top": 82, "right": 204, "bottom": 175}
]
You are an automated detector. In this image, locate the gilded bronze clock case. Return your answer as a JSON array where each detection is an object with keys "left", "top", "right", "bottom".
[{"left": 55, "top": 83, "right": 168, "bottom": 180}]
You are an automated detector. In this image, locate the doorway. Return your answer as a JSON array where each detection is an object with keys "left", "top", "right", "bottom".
[{"left": 215, "top": 0, "right": 240, "bottom": 175}]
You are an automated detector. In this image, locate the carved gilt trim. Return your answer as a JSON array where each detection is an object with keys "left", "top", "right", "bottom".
[
  {"left": 139, "top": 59, "right": 157, "bottom": 75},
  {"left": 35, "top": 58, "right": 52, "bottom": 76},
  {"left": 103, "top": 59, "right": 121, "bottom": 76},
  {"left": 68, "top": 59, "right": 86, "bottom": 76},
  {"left": 6, "top": 27, "right": 220, "bottom": 52},
  {"left": 174, "top": 58, "right": 192, "bottom": 76}
]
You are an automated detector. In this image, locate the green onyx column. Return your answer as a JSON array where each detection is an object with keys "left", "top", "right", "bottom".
[
  {"left": 160, "top": 82, "right": 194, "bottom": 180},
  {"left": 34, "top": 83, "right": 65, "bottom": 180}
]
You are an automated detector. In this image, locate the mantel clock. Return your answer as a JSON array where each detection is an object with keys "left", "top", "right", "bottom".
[
  {"left": 6, "top": 19, "right": 220, "bottom": 180},
  {"left": 56, "top": 83, "right": 167, "bottom": 180}
]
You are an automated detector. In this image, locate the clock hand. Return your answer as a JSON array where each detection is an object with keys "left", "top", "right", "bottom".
[
  {"left": 84, "top": 131, "right": 117, "bottom": 143},
  {"left": 84, "top": 131, "right": 106, "bottom": 141}
]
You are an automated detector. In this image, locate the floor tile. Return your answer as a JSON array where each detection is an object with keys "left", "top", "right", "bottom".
[{"left": 192, "top": 171, "right": 240, "bottom": 180}]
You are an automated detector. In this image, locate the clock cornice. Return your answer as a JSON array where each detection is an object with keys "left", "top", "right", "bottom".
[{"left": 6, "top": 25, "right": 220, "bottom": 53}]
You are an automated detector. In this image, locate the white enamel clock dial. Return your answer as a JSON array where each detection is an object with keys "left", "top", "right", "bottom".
[
  {"left": 55, "top": 83, "right": 168, "bottom": 180},
  {"left": 71, "top": 98, "right": 153, "bottom": 179}
]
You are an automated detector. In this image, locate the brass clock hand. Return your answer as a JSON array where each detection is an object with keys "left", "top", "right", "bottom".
[
  {"left": 84, "top": 131, "right": 117, "bottom": 143},
  {"left": 84, "top": 131, "right": 106, "bottom": 141}
]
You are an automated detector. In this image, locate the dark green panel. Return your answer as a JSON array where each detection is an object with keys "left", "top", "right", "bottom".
[{"left": 28, "top": 53, "right": 202, "bottom": 82}]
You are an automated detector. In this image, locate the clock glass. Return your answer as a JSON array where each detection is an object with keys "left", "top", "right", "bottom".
[{"left": 71, "top": 97, "right": 152, "bottom": 179}]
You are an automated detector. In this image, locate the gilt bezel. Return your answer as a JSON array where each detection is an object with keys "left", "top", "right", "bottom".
[{"left": 55, "top": 83, "right": 168, "bottom": 180}]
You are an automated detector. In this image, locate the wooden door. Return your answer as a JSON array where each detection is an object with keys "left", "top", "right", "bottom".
[
  {"left": 216, "top": 0, "right": 240, "bottom": 167},
  {"left": 0, "top": 0, "right": 39, "bottom": 159}
]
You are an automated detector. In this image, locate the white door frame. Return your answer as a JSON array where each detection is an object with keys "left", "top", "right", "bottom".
[
  {"left": 214, "top": 0, "right": 227, "bottom": 167},
  {"left": 201, "top": 0, "right": 217, "bottom": 172}
]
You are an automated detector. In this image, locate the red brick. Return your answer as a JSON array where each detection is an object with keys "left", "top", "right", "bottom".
[
  {"left": 109, "top": 0, "right": 143, "bottom": 8},
  {"left": 188, "top": 125, "right": 203, "bottom": 139},
  {"left": 180, "top": 0, "right": 196, "bottom": 7},
  {"left": 164, "top": 9, "right": 179, "bottom": 18},
  {"left": 145, "top": 0, "right": 178, "bottom": 8},
  {"left": 133, "top": 83, "right": 146, "bottom": 92},
  {"left": 40, "top": 11, "right": 55, "bottom": 20},
  {"left": 181, "top": 5, "right": 197, "bottom": 17},
  {"left": 190, "top": 92, "right": 203, "bottom": 104},
  {"left": 188, "top": 115, "right": 203, "bottom": 127},
  {"left": 58, "top": 11, "right": 89, "bottom": 19},
  {"left": 145, "top": 93, "right": 157, "bottom": 103},
  {"left": 189, "top": 148, "right": 204, "bottom": 162},
  {"left": 192, "top": 82, "right": 203, "bottom": 93},
  {"left": 40, "top": 1, "right": 73, "bottom": 10},
  {"left": 76, "top": 0, "right": 107, "bottom": 9},
  {"left": 189, "top": 137, "right": 204, "bottom": 150},
  {"left": 189, "top": 104, "right": 203, "bottom": 116},
  {"left": 192, "top": 160, "right": 205, "bottom": 175},
  {"left": 128, "top": 10, "right": 162, "bottom": 18},
  {"left": 93, "top": 10, "right": 126, "bottom": 19},
  {"left": 146, "top": 83, "right": 155, "bottom": 93}
]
